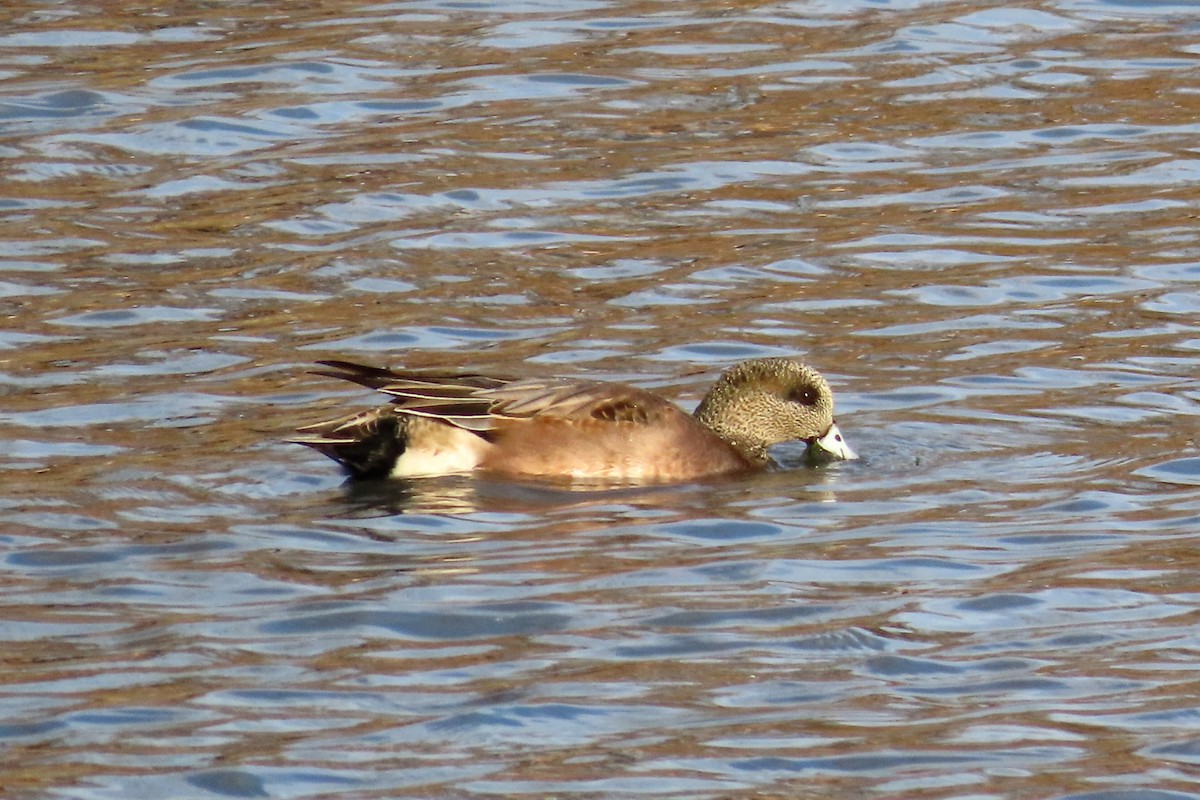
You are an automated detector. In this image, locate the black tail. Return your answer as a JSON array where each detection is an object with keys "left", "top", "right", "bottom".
[{"left": 291, "top": 408, "right": 407, "bottom": 480}]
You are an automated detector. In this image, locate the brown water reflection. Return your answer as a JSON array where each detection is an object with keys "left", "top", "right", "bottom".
[{"left": 3, "top": 0, "right": 1200, "bottom": 798}]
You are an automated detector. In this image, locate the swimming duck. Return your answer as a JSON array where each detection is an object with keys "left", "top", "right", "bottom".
[{"left": 291, "top": 357, "right": 855, "bottom": 482}]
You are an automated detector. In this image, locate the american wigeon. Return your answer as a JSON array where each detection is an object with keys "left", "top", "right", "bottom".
[{"left": 291, "top": 357, "right": 856, "bottom": 482}]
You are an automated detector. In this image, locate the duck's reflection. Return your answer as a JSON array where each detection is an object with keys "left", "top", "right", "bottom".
[{"left": 327, "top": 455, "right": 857, "bottom": 518}]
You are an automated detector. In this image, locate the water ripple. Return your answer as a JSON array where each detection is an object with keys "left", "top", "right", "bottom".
[{"left": 4, "top": 2, "right": 1200, "bottom": 799}]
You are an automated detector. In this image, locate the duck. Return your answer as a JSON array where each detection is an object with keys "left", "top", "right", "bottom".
[{"left": 291, "top": 357, "right": 856, "bottom": 482}]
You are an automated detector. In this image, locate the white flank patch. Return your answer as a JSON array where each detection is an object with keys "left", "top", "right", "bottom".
[{"left": 389, "top": 420, "right": 488, "bottom": 478}]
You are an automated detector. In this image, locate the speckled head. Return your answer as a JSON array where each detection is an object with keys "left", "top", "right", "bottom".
[{"left": 692, "top": 358, "right": 854, "bottom": 463}]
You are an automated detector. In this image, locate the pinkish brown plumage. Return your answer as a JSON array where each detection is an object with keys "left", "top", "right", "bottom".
[{"left": 291, "top": 357, "right": 855, "bottom": 482}]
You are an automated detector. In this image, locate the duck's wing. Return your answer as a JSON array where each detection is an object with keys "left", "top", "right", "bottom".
[
  {"left": 310, "top": 360, "right": 689, "bottom": 431},
  {"left": 312, "top": 360, "right": 509, "bottom": 432},
  {"left": 484, "top": 379, "right": 679, "bottom": 426},
  {"left": 313, "top": 360, "right": 507, "bottom": 393}
]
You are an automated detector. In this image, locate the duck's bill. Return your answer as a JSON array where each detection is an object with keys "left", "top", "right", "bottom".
[{"left": 808, "top": 422, "right": 857, "bottom": 463}]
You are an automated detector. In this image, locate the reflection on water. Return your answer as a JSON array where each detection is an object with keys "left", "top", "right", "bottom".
[{"left": 3, "top": 0, "right": 1200, "bottom": 797}]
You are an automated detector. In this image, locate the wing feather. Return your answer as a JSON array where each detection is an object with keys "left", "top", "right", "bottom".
[{"left": 308, "top": 360, "right": 680, "bottom": 433}]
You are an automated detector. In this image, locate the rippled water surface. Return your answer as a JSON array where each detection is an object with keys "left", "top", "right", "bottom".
[{"left": 4, "top": 0, "right": 1200, "bottom": 797}]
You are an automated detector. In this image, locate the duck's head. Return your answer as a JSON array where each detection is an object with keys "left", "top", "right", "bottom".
[{"left": 693, "top": 358, "right": 856, "bottom": 464}]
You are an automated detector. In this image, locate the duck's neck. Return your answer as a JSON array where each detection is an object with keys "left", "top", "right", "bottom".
[{"left": 694, "top": 395, "right": 771, "bottom": 464}]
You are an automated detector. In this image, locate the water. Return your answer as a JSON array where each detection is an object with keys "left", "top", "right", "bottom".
[{"left": 3, "top": 0, "right": 1200, "bottom": 797}]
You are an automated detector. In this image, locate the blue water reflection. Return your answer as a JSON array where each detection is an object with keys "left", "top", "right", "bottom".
[{"left": 2, "top": 0, "right": 1200, "bottom": 798}]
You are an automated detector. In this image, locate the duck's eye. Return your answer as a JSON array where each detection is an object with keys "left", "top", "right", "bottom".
[{"left": 788, "top": 387, "right": 818, "bottom": 406}]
